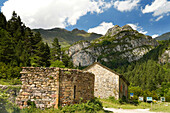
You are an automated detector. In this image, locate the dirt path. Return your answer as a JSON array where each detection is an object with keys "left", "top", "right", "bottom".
[{"left": 103, "top": 108, "right": 166, "bottom": 113}]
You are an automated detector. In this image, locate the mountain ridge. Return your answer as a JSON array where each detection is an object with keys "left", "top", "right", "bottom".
[
  {"left": 68, "top": 25, "right": 159, "bottom": 67},
  {"left": 33, "top": 28, "right": 102, "bottom": 48},
  {"left": 155, "top": 32, "right": 170, "bottom": 40}
]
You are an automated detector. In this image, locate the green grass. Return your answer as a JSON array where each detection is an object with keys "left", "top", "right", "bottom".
[
  {"left": 77, "top": 33, "right": 91, "bottom": 38},
  {"left": 100, "top": 98, "right": 170, "bottom": 112},
  {"left": 100, "top": 99, "right": 150, "bottom": 109},
  {"left": 0, "top": 79, "right": 11, "bottom": 85},
  {"left": 0, "top": 78, "right": 21, "bottom": 85},
  {"left": 59, "top": 41, "right": 71, "bottom": 48},
  {"left": 151, "top": 102, "right": 170, "bottom": 112}
]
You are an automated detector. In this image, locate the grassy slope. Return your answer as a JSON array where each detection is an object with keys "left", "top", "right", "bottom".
[
  {"left": 155, "top": 32, "right": 170, "bottom": 40},
  {"left": 33, "top": 28, "right": 102, "bottom": 48}
]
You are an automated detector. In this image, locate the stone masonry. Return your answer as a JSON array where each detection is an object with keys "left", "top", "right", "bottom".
[
  {"left": 84, "top": 62, "right": 129, "bottom": 99},
  {"left": 16, "top": 67, "right": 94, "bottom": 109}
]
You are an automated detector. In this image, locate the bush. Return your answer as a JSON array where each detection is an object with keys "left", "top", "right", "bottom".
[
  {"left": 0, "top": 96, "right": 20, "bottom": 113},
  {"left": 108, "top": 96, "right": 119, "bottom": 104},
  {"left": 122, "top": 95, "right": 127, "bottom": 102},
  {"left": 132, "top": 100, "right": 139, "bottom": 106},
  {"left": 61, "top": 98, "right": 103, "bottom": 113},
  {"left": 50, "top": 60, "right": 65, "bottom": 68}
]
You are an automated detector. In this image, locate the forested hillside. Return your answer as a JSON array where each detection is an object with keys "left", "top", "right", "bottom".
[
  {"left": 0, "top": 12, "right": 73, "bottom": 84},
  {"left": 33, "top": 28, "right": 102, "bottom": 48},
  {"left": 115, "top": 40, "right": 170, "bottom": 100}
]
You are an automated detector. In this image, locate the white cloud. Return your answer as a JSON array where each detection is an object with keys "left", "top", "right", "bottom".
[
  {"left": 128, "top": 23, "right": 148, "bottom": 34},
  {"left": 152, "top": 34, "right": 159, "bottom": 38},
  {"left": 155, "top": 15, "right": 163, "bottom": 21},
  {"left": 142, "top": 0, "right": 170, "bottom": 16},
  {"left": 1, "top": 0, "right": 113, "bottom": 29},
  {"left": 114, "top": 0, "right": 140, "bottom": 12},
  {"left": 88, "top": 22, "right": 114, "bottom": 35},
  {"left": 88, "top": 23, "right": 148, "bottom": 35}
]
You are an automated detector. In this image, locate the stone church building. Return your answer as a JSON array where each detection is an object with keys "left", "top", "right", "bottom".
[
  {"left": 16, "top": 67, "right": 94, "bottom": 109},
  {"left": 84, "top": 62, "right": 129, "bottom": 99}
]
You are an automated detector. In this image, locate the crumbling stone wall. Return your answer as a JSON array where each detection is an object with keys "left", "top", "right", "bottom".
[{"left": 16, "top": 67, "right": 94, "bottom": 109}]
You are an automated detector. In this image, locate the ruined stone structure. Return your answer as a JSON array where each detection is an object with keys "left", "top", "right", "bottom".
[
  {"left": 16, "top": 67, "right": 94, "bottom": 109},
  {"left": 84, "top": 62, "right": 129, "bottom": 99}
]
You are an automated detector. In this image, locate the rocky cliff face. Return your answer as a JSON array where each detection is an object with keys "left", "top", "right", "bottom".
[
  {"left": 68, "top": 25, "right": 159, "bottom": 67},
  {"left": 159, "top": 50, "right": 170, "bottom": 64}
]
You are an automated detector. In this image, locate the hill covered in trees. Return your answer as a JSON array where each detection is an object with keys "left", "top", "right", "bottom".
[
  {"left": 114, "top": 40, "right": 170, "bottom": 100},
  {"left": 0, "top": 12, "right": 73, "bottom": 84},
  {"left": 33, "top": 28, "right": 102, "bottom": 48}
]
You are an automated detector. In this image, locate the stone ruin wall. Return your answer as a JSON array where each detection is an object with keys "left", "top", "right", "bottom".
[
  {"left": 59, "top": 69, "right": 94, "bottom": 107},
  {"left": 16, "top": 67, "right": 60, "bottom": 109},
  {"left": 16, "top": 67, "right": 94, "bottom": 109}
]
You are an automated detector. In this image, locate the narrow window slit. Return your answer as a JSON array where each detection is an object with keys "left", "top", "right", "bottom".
[{"left": 74, "top": 85, "right": 76, "bottom": 99}]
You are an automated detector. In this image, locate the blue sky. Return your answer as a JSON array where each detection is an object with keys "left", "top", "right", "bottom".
[{"left": 0, "top": 0, "right": 170, "bottom": 37}]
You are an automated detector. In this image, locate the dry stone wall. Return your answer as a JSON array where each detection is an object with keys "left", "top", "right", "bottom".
[
  {"left": 59, "top": 69, "right": 94, "bottom": 107},
  {"left": 16, "top": 67, "right": 94, "bottom": 109}
]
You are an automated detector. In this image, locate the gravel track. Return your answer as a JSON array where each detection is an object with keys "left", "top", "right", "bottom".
[{"left": 103, "top": 108, "right": 168, "bottom": 113}]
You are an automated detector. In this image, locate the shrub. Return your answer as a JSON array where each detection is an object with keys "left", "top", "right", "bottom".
[
  {"left": 108, "top": 96, "right": 119, "bottom": 104},
  {"left": 50, "top": 60, "right": 65, "bottom": 68},
  {"left": 122, "top": 95, "right": 127, "bottom": 102},
  {"left": 132, "top": 100, "right": 139, "bottom": 106},
  {"left": 61, "top": 98, "right": 103, "bottom": 113}
]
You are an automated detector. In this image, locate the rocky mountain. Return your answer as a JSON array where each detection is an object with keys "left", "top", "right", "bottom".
[
  {"left": 159, "top": 50, "right": 170, "bottom": 64},
  {"left": 33, "top": 28, "right": 102, "bottom": 48},
  {"left": 158, "top": 41, "right": 170, "bottom": 64},
  {"left": 68, "top": 25, "right": 159, "bottom": 67},
  {"left": 155, "top": 32, "right": 170, "bottom": 40}
]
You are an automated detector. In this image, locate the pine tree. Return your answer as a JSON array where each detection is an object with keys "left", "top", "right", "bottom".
[
  {"left": 50, "top": 38, "right": 61, "bottom": 62},
  {"left": 32, "top": 32, "right": 42, "bottom": 46},
  {"left": 30, "top": 41, "right": 50, "bottom": 67},
  {"left": 0, "top": 28, "right": 14, "bottom": 63},
  {"left": 44, "top": 43, "right": 50, "bottom": 67},
  {"left": 0, "top": 12, "right": 7, "bottom": 29},
  {"left": 7, "top": 11, "right": 24, "bottom": 43},
  {"left": 30, "top": 41, "right": 44, "bottom": 67},
  {"left": 62, "top": 53, "right": 73, "bottom": 68}
]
